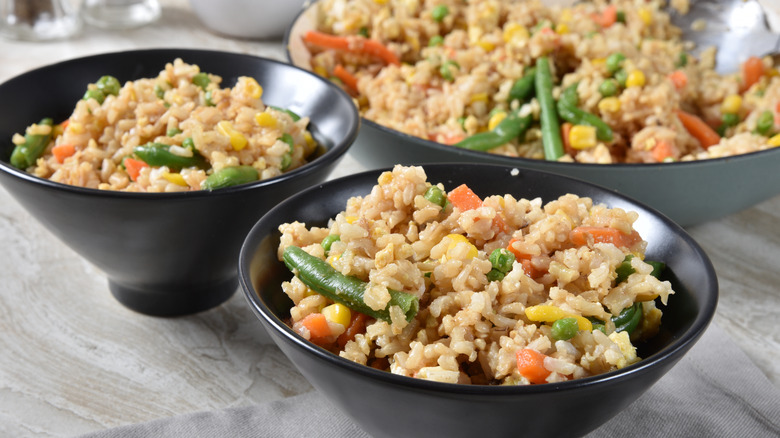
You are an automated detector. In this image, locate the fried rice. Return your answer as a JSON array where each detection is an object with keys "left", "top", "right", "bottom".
[
  {"left": 278, "top": 165, "right": 675, "bottom": 385},
  {"left": 302, "top": 0, "right": 780, "bottom": 163}
]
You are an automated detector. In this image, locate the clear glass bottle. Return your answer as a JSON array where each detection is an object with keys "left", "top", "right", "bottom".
[
  {"left": 0, "top": 0, "right": 81, "bottom": 41},
  {"left": 81, "top": 0, "right": 160, "bottom": 29}
]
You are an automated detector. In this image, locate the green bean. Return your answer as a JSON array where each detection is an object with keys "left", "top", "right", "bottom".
[
  {"left": 201, "top": 165, "right": 259, "bottom": 190},
  {"left": 10, "top": 118, "right": 54, "bottom": 169},
  {"left": 321, "top": 234, "right": 340, "bottom": 252},
  {"left": 204, "top": 90, "right": 215, "bottom": 107},
  {"left": 675, "top": 52, "right": 688, "bottom": 68},
  {"left": 432, "top": 5, "right": 449, "bottom": 22},
  {"left": 154, "top": 84, "right": 165, "bottom": 99},
  {"left": 192, "top": 72, "right": 211, "bottom": 90},
  {"left": 535, "top": 57, "right": 565, "bottom": 160},
  {"left": 616, "top": 10, "right": 626, "bottom": 23},
  {"left": 508, "top": 67, "right": 537, "bottom": 104},
  {"left": 557, "top": 84, "right": 614, "bottom": 142},
  {"left": 167, "top": 127, "right": 182, "bottom": 137},
  {"left": 615, "top": 254, "right": 665, "bottom": 284},
  {"left": 551, "top": 317, "right": 579, "bottom": 340},
  {"left": 423, "top": 185, "right": 447, "bottom": 207},
  {"left": 83, "top": 88, "right": 106, "bottom": 104},
  {"left": 453, "top": 112, "right": 532, "bottom": 151},
  {"left": 182, "top": 137, "right": 195, "bottom": 150},
  {"left": 598, "top": 79, "right": 619, "bottom": 97},
  {"left": 268, "top": 106, "right": 302, "bottom": 121},
  {"left": 755, "top": 110, "right": 774, "bottom": 135},
  {"left": 282, "top": 245, "right": 420, "bottom": 322},
  {"left": 133, "top": 142, "right": 208, "bottom": 171},
  {"left": 96, "top": 75, "right": 121, "bottom": 97},
  {"left": 358, "top": 26, "right": 369, "bottom": 37},
  {"left": 606, "top": 53, "right": 626, "bottom": 74},
  {"left": 612, "top": 302, "right": 643, "bottom": 335},
  {"left": 428, "top": 35, "right": 444, "bottom": 47}
]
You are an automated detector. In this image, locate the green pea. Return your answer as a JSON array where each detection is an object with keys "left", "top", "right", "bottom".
[
  {"left": 755, "top": 110, "right": 774, "bottom": 135},
  {"left": 721, "top": 112, "right": 740, "bottom": 127},
  {"left": 192, "top": 72, "right": 211, "bottom": 90},
  {"left": 616, "top": 10, "right": 626, "bottom": 23},
  {"left": 204, "top": 90, "right": 214, "bottom": 106},
  {"left": 423, "top": 185, "right": 447, "bottom": 207},
  {"left": 280, "top": 153, "right": 292, "bottom": 171},
  {"left": 321, "top": 234, "right": 341, "bottom": 252},
  {"left": 154, "top": 84, "right": 165, "bottom": 99},
  {"left": 96, "top": 75, "right": 121, "bottom": 96},
  {"left": 358, "top": 26, "right": 369, "bottom": 37},
  {"left": 614, "top": 68, "right": 628, "bottom": 86},
  {"left": 83, "top": 88, "right": 106, "bottom": 104},
  {"left": 440, "top": 60, "right": 459, "bottom": 81},
  {"left": 279, "top": 133, "right": 294, "bottom": 149},
  {"left": 598, "top": 79, "right": 619, "bottom": 97},
  {"left": 167, "top": 127, "right": 182, "bottom": 137},
  {"left": 606, "top": 53, "right": 626, "bottom": 74},
  {"left": 486, "top": 269, "right": 505, "bottom": 282},
  {"left": 182, "top": 137, "right": 195, "bottom": 150},
  {"left": 675, "top": 52, "right": 688, "bottom": 68},
  {"left": 432, "top": 5, "right": 449, "bottom": 22},
  {"left": 429, "top": 35, "right": 444, "bottom": 47},
  {"left": 551, "top": 318, "right": 579, "bottom": 341},
  {"left": 488, "top": 248, "right": 515, "bottom": 274}
]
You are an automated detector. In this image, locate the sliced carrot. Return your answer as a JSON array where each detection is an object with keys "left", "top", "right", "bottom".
[
  {"left": 516, "top": 348, "right": 551, "bottom": 384},
  {"left": 301, "top": 312, "right": 332, "bottom": 341},
  {"left": 52, "top": 144, "right": 76, "bottom": 163},
  {"left": 599, "top": 5, "right": 618, "bottom": 28},
  {"left": 303, "top": 30, "right": 400, "bottom": 66},
  {"left": 506, "top": 237, "right": 532, "bottom": 260},
  {"left": 448, "top": 184, "right": 483, "bottom": 211},
  {"left": 569, "top": 226, "right": 642, "bottom": 248},
  {"left": 651, "top": 140, "right": 674, "bottom": 162},
  {"left": 675, "top": 109, "right": 720, "bottom": 149},
  {"left": 333, "top": 64, "right": 359, "bottom": 93},
  {"left": 741, "top": 56, "right": 765, "bottom": 92},
  {"left": 337, "top": 312, "right": 369, "bottom": 348},
  {"left": 60, "top": 119, "right": 70, "bottom": 129},
  {"left": 123, "top": 157, "right": 148, "bottom": 182},
  {"left": 668, "top": 70, "right": 688, "bottom": 90},
  {"left": 521, "top": 259, "right": 545, "bottom": 279},
  {"left": 561, "top": 122, "right": 575, "bottom": 157}
]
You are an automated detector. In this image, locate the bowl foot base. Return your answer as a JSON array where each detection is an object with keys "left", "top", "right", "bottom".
[{"left": 108, "top": 277, "right": 238, "bottom": 317}]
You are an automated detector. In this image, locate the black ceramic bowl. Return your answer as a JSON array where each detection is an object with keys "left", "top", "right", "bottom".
[
  {"left": 284, "top": 2, "right": 780, "bottom": 227},
  {"left": 239, "top": 163, "right": 718, "bottom": 438},
  {"left": 0, "top": 49, "right": 359, "bottom": 316}
]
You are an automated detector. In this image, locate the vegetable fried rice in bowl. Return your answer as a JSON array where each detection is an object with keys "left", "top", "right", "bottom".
[
  {"left": 0, "top": 49, "right": 359, "bottom": 316},
  {"left": 240, "top": 163, "right": 717, "bottom": 438},
  {"left": 286, "top": 0, "right": 780, "bottom": 226}
]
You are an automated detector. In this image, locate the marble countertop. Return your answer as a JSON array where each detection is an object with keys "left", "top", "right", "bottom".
[{"left": 0, "top": 2, "right": 778, "bottom": 436}]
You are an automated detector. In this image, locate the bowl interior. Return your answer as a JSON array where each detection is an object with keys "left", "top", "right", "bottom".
[{"left": 241, "top": 163, "right": 718, "bottom": 386}]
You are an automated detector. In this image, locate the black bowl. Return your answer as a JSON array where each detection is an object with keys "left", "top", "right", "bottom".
[
  {"left": 0, "top": 49, "right": 359, "bottom": 316},
  {"left": 239, "top": 163, "right": 718, "bottom": 438},
  {"left": 284, "top": 2, "right": 780, "bottom": 227}
]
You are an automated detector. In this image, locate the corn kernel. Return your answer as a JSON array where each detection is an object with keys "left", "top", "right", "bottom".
[
  {"left": 327, "top": 253, "right": 341, "bottom": 267},
  {"left": 303, "top": 131, "right": 316, "bottom": 153},
  {"left": 244, "top": 77, "right": 263, "bottom": 100},
  {"left": 524, "top": 305, "right": 593, "bottom": 331},
  {"left": 303, "top": 287, "right": 318, "bottom": 298},
  {"left": 162, "top": 172, "right": 188, "bottom": 186},
  {"left": 470, "top": 93, "right": 488, "bottom": 104},
  {"left": 488, "top": 111, "right": 507, "bottom": 130},
  {"left": 638, "top": 7, "right": 653, "bottom": 25},
  {"left": 314, "top": 65, "right": 328, "bottom": 77},
  {"left": 217, "top": 121, "right": 248, "bottom": 151},
  {"left": 322, "top": 303, "right": 352, "bottom": 327},
  {"left": 598, "top": 96, "right": 621, "bottom": 113},
  {"left": 477, "top": 39, "right": 495, "bottom": 52},
  {"left": 373, "top": 0, "right": 387, "bottom": 4},
  {"left": 555, "top": 23, "right": 570, "bottom": 34},
  {"left": 720, "top": 94, "right": 742, "bottom": 114},
  {"left": 503, "top": 23, "right": 529, "bottom": 44},
  {"left": 768, "top": 133, "right": 780, "bottom": 147},
  {"left": 68, "top": 122, "right": 85, "bottom": 134},
  {"left": 768, "top": 68, "right": 779, "bottom": 77},
  {"left": 569, "top": 125, "right": 598, "bottom": 149},
  {"left": 345, "top": 216, "right": 358, "bottom": 224},
  {"left": 559, "top": 8, "right": 573, "bottom": 22},
  {"left": 625, "top": 70, "right": 646, "bottom": 88},
  {"left": 255, "top": 112, "right": 278, "bottom": 128},
  {"left": 445, "top": 234, "right": 479, "bottom": 259},
  {"left": 591, "top": 58, "right": 606, "bottom": 67}
]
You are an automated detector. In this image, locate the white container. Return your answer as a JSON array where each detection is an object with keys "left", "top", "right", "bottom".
[{"left": 189, "top": 0, "right": 308, "bottom": 39}]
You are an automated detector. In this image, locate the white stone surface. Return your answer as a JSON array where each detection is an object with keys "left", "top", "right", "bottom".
[{"left": 0, "top": 2, "right": 778, "bottom": 436}]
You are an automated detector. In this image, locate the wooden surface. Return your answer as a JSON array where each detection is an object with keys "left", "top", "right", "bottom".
[{"left": 1, "top": 2, "right": 778, "bottom": 436}]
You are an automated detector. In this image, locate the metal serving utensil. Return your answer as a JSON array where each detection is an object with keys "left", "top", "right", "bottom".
[{"left": 667, "top": 0, "right": 780, "bottom": 74}]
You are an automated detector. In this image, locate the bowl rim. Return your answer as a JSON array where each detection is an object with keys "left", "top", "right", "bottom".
[
  {"left": 239, "top": 162, "right": 719, "bottom": 396},
  {"left": 282, "top": 0, "right": 780, "bottom": 170},
  {"left": 0, "top": 47, "right": 360, "bottom": 200}
]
